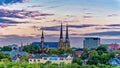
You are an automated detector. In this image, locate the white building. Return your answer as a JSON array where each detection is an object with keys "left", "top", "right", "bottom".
[
  {"left": 29, "top": 54, "right": 73, "bottom": 64},
  {"left": 83, "top": 37, "right": 100, "bottom": 49}
]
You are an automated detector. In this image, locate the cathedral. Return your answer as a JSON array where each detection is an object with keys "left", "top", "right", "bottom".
[
  {"left": 58, "top": 23, "right": 70, "bottom": 49},
  {"left": 32, "top": 23, "right": 70, "bottom": 49}
]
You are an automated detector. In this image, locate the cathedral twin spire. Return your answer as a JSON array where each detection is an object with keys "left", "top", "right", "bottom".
[
  {"left": 59, "top": 23, "right": 69, "bottom": 40},
  {"left": 40, "top": 23, "right": 70, "bottom": 49},
  {"left": 59, "top": 23, "right": 70, "bottom": 49}
]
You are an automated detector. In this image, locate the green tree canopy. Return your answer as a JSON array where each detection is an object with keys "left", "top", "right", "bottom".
[
  {"left": 1, "top": 46, "right": 12, "bottom": 51},
  {"left": 87, "top": 50, "right": 99, "bottom": 65},
  {"left": 58, "top": 48, "right": 65, "bottom": 54},
  {"left": 72, "top": 57, "right": 82, "bottom": 65},
  {"left": 90, "top": 50, "right": 98, "bottom": 57},
  {"left": 65, "top": 48, "right": 73, "bottom": 53},
  {"left": 23, "top": 44, "right": 39, "bottom": 53},
  {"left": 81, "top": 48, "right": 89, "bottom": 60},
  {"left": 0, "top": 51, "right": 11, "bottom": 61},
  {"left": 97, "top": 45, "right": 108, "bottom": 52},
  {"left": 47, "top": 48, "right": 58, "bottom": 54}
]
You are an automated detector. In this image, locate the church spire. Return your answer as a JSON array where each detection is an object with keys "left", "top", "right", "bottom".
[
  {"left": 41, "top": 30, "right": 44, "bottom": 47},
  {"left": 58, "top": 23, "right": 64, "bottom": 49},
  {"left": 41, "top": 30, "right": 44, "bottom": 53},
  {"left": 60, "top": 23, "right": 63, "bottom": 39},
  {"left": 41, "top": 30, "right": 44, "bottom": 39},
  {"left": 65, "top": 24, "right": 70, "bottom": 49},
  {"left": 65, "top": 24, "right": 69, "bottom": 40}
]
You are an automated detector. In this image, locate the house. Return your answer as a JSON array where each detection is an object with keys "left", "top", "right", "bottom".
[
  {"left": 28, "top": 54, "right": 34, "bottom": 58},
  {"left": 73, "top": 48, "right": 83, "bottom": 57},
  {"left": 109, "top": 56, "right": 120, "bottom": 66},
  {"left": 10, "top": 51, "right": 26, "bottom": 58},
  {"left": 12, "top": 54, "right": 22, "bottom": 62},
  {"left": 2, "top": 51, "right": 27, "bottom": 62},
  {"left": 29, "top": 54, "right": 73, "bottom": 64},
  {"left": 106, "top": 43, "right": 119, "bottom": 51}
]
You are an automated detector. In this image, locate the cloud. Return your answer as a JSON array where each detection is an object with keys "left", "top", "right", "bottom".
[
  {"left": 82, "top": 8, "right": 89, "bottom": 11},
  {"left": 27, "top": 5, "right": 44, "bottom": 8},
  {"left": 39, "top": 24, "right": 98, "bottom": 31},
  {"left": 81, "top": 31, "right": 120, "bottom": 36},
  {"left": 0, "top": 34, "right": 59, "bottom": 46},
  {"left": 0, "top": 35, "right": 38, "bottom": 46},
  {"left": 85, "top": 13, "right": 92, "bottom": 15},
  {"left": 0, "top": 18, "right": 26, "bottom": 24},
  {"left": 0, "top": 9, "right": 55, "bottom": 19},
  {"left": 107, "top": 14, "right": 118, "bottom": 17},
  {"left": 40, "top": 26, "right": 61, "bottom": 31},
  {"left": 96, "top": 27, "right": 120, "bottom": 30},
  {"left": 0, "top": 0, "right": 27, "bottom": 5},
  {"left": 69, "top": 24, "right": 98, "bottom": 28},
  {"left": 106, "top": 24, "right": 120, "bottom": 26},
  {"left": 40, "top": 13, "right": 54, "bottom": 16},
  {"left": 47, "top": 5, "right": 61, "bottom": 9},
  {"left": 83, "top": 16, "right": 93, "bottom": 18},
  {"left": 0, "top": 24, "right": 16, "bottom": 28},
  {"left": 0, "top": 9, "right": 25, "bottom": 18},
  {"left": 0, "top": 9, "right": 55, "bottom": 24}
]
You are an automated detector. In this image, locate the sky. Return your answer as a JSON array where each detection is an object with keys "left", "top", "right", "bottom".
[{"left": 0, "top": 0, "right": 120, "bottom": 48}]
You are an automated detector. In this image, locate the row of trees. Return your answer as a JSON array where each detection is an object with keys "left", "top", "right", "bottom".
[
  {"left": 23, "top": 44, "right": 39, "bottom": 53},
  {"left": 81, "top": 45, "right": 115, "bottom": 65},
  {"left": 0, "top": 46, "right": 12, "bottom": 51},
  {"left": 23, "top": 44, "right": 73, "bottom": 54},
  {"left": 0, "top": 62, "right": 118, "bottom": 68},
  {"left": 47, "top": 48, "right": 73, "bottom": 54},
  {"left": 113, "top": 48, "right": 120, "bottom": 54},
  {"left": 0, "top": 51, "right": 11, "bottom": 61}
]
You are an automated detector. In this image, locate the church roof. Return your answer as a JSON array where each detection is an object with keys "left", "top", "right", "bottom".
[{"left": 32, "top": 42, "right": 58, "bottom": 48}]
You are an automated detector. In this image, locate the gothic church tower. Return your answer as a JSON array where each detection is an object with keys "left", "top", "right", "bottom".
[
  {"left": 58, "top": 23, "right": 70, "bottom": 49},
  {"left": 41, "top": 30, "right": 44, "bottom": 53},
  {"left": 58, "top": 23, "right": 64, "bottom": 49},
  {"left": 65, "top": 24, "right": 70, "bottom": 49}
]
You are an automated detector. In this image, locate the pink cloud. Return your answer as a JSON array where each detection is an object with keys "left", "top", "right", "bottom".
[
  {"left": 83, "top": 16, "right": 93, "bottom": 18},
  {"left": 107, "top": 14, "right": 118, "bottom": 17},
  {"left": 27, "top": 5, "right": 44, "bottom": 8},
  {"left": 0, "top": 24, "right": 16, "bottom": 28}
]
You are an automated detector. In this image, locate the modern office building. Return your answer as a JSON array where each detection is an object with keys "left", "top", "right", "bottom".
[{"left": 83, "top": 37, "right": 100, "bottom": 49}]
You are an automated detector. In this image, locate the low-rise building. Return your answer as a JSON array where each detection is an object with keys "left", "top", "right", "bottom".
[
  {"left": 29, "top": 54, "right": 73, "bottom": 64},
  {"left": 107, "top": 43, "right": 119, "bottom": 51},
  {"left": 2, "top": 51, "right": 27, "bottom": 62},
  {"left": 109, "top": 56, "right": 120, "bottom": 66},
  {"left": 73, "top": 48, "right": 83, "bottom": 57}
]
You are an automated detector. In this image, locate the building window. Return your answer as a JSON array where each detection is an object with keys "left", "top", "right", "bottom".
[
  {"left": 60, "top": 58, "right": 64, "bottom": 60},
  {"left": 66, "top": 58, "right": 68, "bottom": 60},
  {"left": 38, "top": 60, "right": 40, "bottom": 62},
  {"left": 30, "top": 59, "right": 32, "bottom": 61},
  {"left": 34, "top": 59, "right": 36, "bottom": 62},
  {"left": 44, "top": 58, "right": 47, "bottom": 60}
]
